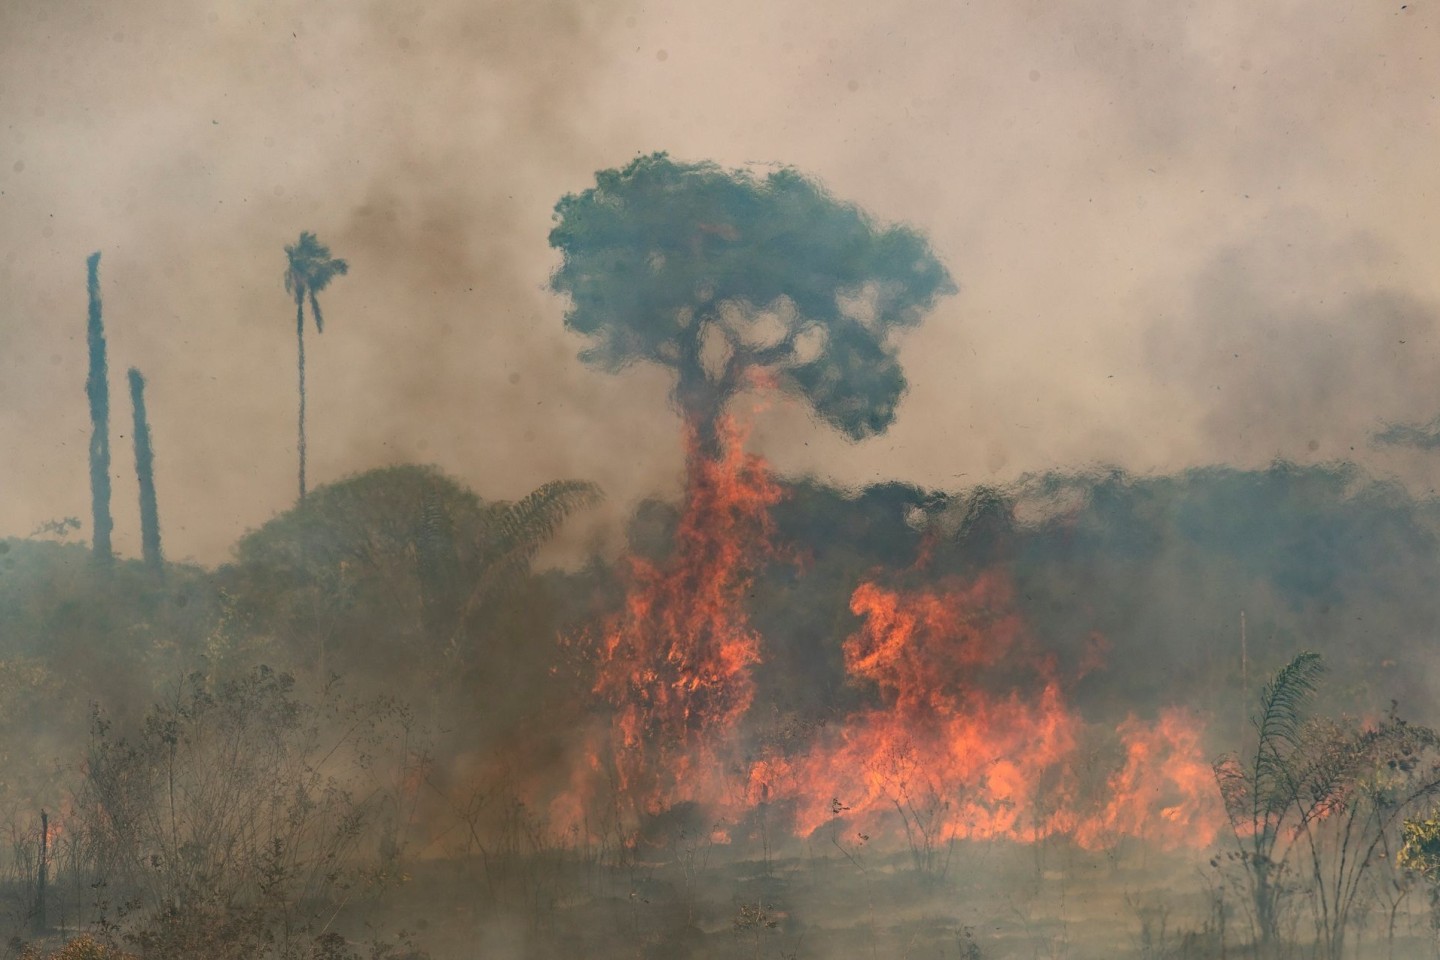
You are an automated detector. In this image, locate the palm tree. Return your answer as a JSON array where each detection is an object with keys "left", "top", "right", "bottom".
[{"left": 283, "top": 232, "right": 348, "bottom": 502}]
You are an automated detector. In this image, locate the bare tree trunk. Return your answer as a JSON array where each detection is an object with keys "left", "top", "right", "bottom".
[
  {"left": 128, "top": 368, "right": 164, "bottom": 571},
  {"left": 35, "top": 810, "right": 48, "bottom": 934},
  {"left": 296, "top": 296, "right": 307, "bottom": 502},
  {"left": 86, "top": 253, "right": 113, "bottom": 562}
]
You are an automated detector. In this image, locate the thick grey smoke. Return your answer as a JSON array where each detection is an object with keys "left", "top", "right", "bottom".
[
  {"left": 0, "top": 0, "right": 648, "bottom": 563},
  {"left": 1, "top": 0, "right": 1437, "bottom": 568},
  {"left": 1146, "top": 213, "right": 1440, "bottom": 467}
]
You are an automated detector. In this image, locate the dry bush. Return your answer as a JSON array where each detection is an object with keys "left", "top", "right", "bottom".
[{"left": 73, "top": 666, "right": 417, "bottom": 958}]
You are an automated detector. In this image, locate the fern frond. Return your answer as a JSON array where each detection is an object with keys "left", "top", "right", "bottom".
[
  {"left": 445, "top": 480, "right": 605, "bottom": 649},
  {"left": 1251, "top": 651, "right": 1325, "bottom": 817},
  {"left": 1255, "top": 651, "right": 1324, "bottom": 752},
  {"left": 416, "top": 487, "right": 459, "bottom": 609},
  {"left": 1213, "top": 753, "right": 1251, "bottom": 823},
  {"left": 487, "top": 479, "right": 604, "bottom": 569}
]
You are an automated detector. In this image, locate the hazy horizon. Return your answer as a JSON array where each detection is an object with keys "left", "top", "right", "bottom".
[{"left": 3, "top": 0, "right": 1438, "bottom": 566}]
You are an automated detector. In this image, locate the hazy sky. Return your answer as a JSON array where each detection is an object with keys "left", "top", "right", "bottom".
[{"left": 2, "top": 0, "right": 1438, "bottom": 565}]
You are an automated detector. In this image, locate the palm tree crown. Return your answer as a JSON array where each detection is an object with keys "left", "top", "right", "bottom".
[{"left": 284, "top": 232, "right": 348, "bottom": 330}]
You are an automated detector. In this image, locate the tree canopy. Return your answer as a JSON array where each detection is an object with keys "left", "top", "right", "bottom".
[
  {"left": 225, "top": 465, "right": 601, "bottom": 678},
  {"left": 283, "top": 231, "right": 348, "bottom": 333},
  {"left": 549, "top": 153, "right": 956, "bottom": 447}
]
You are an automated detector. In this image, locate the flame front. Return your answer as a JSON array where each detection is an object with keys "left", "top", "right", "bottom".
[
  {"left": 556, "top": 422, "right": 1222, "bottom": 852},
  {"left": 780, "top": 576, "right": 1085, "bottom": 842},
  {"left": 771, "top": 579, "right": 1220, "bottom": 849}
]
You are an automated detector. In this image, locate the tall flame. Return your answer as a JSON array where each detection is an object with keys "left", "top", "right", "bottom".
[
  {"left": 778, "top": 576, "right": 1085, "bottom": 842},
  {"left": 555, "top": 420, "right": 1222, "bottom": 852},
  {"left": 585, "top": 416, "right": 781, "bottom": 819}
]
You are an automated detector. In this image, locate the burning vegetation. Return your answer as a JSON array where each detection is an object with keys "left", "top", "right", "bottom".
[
  {"left": 539, "top": 155, "right": 1222, "bottom": 865},
  {"left": 5, "top": 153, "right": 1440, "bottom": 960}
]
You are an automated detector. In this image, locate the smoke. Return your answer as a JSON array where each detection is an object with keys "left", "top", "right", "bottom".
[
  {"left": 0, "top": 0, "right": 648, "bottom": 565},
  {"left": 1144, "top": 213, "right": 1440, "bottom": 468},
  {"left": 3, "top": 1, "right": 1440, "bottom": 953},
  {"left": 4, "top": 0, "right": 1438, "bottom": 564}
]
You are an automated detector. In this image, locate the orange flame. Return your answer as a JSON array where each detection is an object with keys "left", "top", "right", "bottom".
[
  {"left": 584, "top": 415, "right": 781, "bottom": 820},
  {"left": 781, "top": 578, "right": 1221, "bottom": 849},
  {"left": 779, "top": 576, "right": 1084, "bottom": 842},
  {"left": 1076, "top": 709, "right": 1222, "bottom": 850},
  {"left": 554, "top": 422, "right": 1222, "bottom": 852}
]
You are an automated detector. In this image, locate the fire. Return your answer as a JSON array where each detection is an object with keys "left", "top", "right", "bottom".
[
  {"left": 555, "top": 418, "right": 1223, "bottom": 853},
  {"left": 583, "top": 414, "right": 781, "bottom": 819},
  {"left": 782, "top": 576, "right": 1084, "bottom": 843},
  {"left": 43, "top": 811, "right": 63, "bottom": 845},
  {"left": 1076, "top": 709, "right": 1222, "bottom": 850},
  {"left": 774, "top": 578, "right": 1220, "bottom": 849}
]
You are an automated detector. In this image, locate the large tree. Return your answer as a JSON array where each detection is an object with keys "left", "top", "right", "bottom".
[
  {"left": 283, "top": 232, "right": 348, "bottom": 502},
  {"left": 548, "top": 153, "right": 956, "bottom": 456}
]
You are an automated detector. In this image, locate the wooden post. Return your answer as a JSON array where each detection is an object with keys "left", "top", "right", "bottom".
[
  {"left": 36, "top": 809, "right": 48, "bottom": 933},
  {"left": 1240, "top": 611, "right": 1248, "bottom": 694}
]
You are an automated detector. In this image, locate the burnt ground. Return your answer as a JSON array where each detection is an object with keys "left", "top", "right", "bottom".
[{"left": 347, "top": 838, "right": 1440, "bottom": 960}]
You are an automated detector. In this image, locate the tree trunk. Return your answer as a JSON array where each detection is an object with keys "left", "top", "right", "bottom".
[
  {"left": 86, "top": 253, "right": 113, "bottom": 563},
  {"left": 674, "top": 338, "right": 728, "bottom": 463},
  {"left": 128, "top": 368, "right": 163, "bottom": 571},
  {"left": 1253, "top": 858, "right": 1279, "bottom": 955},
  {"left": 34, "top": 810, "right": 47, "bottom": 934},
  {"left": 296, "top": 296, "right": 307, "bottom": 502}
]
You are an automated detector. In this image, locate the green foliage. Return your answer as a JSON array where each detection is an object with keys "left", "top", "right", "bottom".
[
  {"left": 745, "top": 462, "right": 1440, "bottom": 722},
  {"left": 30, "top": 518, "right": 82, "bottom": 541},
  {"left": 227, "top": 466, "right": 600, "bottom": 679},
  {"left": 233, "top": 465, "right": 482, "bottom": 588},
  {"left": 283, "top": 232, "right": 348, "bottom": 334},
  {"left": 461, "top": 478, "right": 604, "bottom": 612},
  {"left": 1212, "top": 652, "right": 1329, "bottom": 951},
  {"left": 1001, "top": 461, "right": 1440, "bottom": 720},
  {"left": 1401, "top": 815, "right": 1440, "bottom": 879},
  {"left": 1250, "top": 651, "right": 1325, "bottom": 811},
  {"left": 1213, "top": 654, "right": 1440, "bottom": 958},
  {"left": 0, "top": 538, "right": 215, "bottom": 708},
  {"left": 549, "top": 152, "right": 955, "bottom": 441},
  {"left": 1257, "top": 652, "right": 1326, "bottom": 744}
]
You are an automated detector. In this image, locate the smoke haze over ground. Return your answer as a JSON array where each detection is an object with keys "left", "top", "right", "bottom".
[{"left": 2, "top": 0, "right": 1438, "bottom": 563}]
